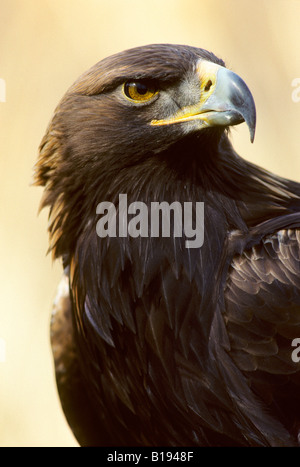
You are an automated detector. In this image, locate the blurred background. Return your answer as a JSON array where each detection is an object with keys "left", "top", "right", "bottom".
[{"left": 0, "top": 0, "right": 299, "bottom": 447}]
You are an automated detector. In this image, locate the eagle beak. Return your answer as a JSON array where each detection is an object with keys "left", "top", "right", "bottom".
[{"left": 151, "top": 60, "right": 256, "bottom": 143}]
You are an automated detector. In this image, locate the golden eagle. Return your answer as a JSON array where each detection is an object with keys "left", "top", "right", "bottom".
[{"left": 34, "top": 44, "right": 300, "bottom": 446}]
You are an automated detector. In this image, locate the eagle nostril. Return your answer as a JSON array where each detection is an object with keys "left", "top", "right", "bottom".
[{"left": 204, "top": 80, "right": 213, "bottom": 92}]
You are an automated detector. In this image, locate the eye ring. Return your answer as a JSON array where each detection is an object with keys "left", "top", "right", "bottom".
[{"left": 123, "top": 81, "right": 158, "bottom": 103}]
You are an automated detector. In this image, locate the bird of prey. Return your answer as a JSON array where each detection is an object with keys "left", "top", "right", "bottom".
[{"left": 34, "top": 44, "right": 300, "bottom": 447}]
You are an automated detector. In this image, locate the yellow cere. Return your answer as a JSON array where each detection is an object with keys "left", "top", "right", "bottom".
[{"left": 151, "top": 60, "right": 220, "bottom": 127}]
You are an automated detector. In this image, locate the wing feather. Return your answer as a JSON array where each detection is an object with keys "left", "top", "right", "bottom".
[{"left": 225, "top": 227, "right": 300, "bottom": 436}]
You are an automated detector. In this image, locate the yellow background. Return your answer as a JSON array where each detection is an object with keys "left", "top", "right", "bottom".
[{"left": 0, "top": 0, "right": 299, "bottom": 447}]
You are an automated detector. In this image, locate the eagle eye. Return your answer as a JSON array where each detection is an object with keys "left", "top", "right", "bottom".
[{"left": 123, "top": 81, "right": 157, "bottom": 102}]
